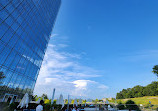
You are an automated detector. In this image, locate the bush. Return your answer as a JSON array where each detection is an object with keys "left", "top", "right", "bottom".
[
  {"left": 44, "top": 104, "right": 51, "bottom": 111},
  {"left": 125, "top": 100, "right": 140, "bottom": 111},
  {"left": 53, "top": 104, "right": 62, "bottom": 111},
  {"left": 0, "top": 102, "right": 9, "bottom": 111},
  {"left": 9, "top": 103, "right": 16, "bottom": 111},
  {"left": 117, "top": 102, "right": 125, "bottom": 110},
  {"left": 28, "top": 103, "right": 37, "bottom": 109}
]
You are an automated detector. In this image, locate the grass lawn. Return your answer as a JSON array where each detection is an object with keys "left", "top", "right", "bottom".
[
  {"left": 112, "top": 96, "right": 158, "bottom": 110},
  {"left": 116, "top": 96, "right": 158, "bottom": 105}
]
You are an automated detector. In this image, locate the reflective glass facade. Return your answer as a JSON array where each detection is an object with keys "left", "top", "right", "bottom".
[{"left": 0, "top": 0, "right": 61, "bottom": 101}]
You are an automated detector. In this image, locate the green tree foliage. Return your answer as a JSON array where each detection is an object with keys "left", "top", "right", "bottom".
[
  {"left": 41, "top": 94, "right": 48, "bottom": 99},
  {"left": 71, "top": 100, "right": 75, "bottom": 104},
  {"left": 44, "top": 99, "right": 51, "bottom": 104},
  {"left": 53, "top": 99, "right": 57, "bottom": 105},
  {"left": 116, "top": 81, "right": 158, "bottom": 99},
  {"left": 64, "top": 99, "right": 68, "bottom": 104},
  {"left": 116, "top": 93, "right": 124, "bottom": 99},
  {"left": 0, "top": 72, "right": 5, "bottom": 84},
  {"left": 152, "top": 65, "right": 158, "bottom": 77},
  {"left": 93, "top": 99, "right": 99, "bottom": 104},
  {"left": 95, "top": 99, "right": 99, "bottom": 102},
  {"left": 99, "top": 99, "right": 103, "bottom": 102},
  {"left": 44, "top": 104, "right": 51, "bottom": 111},
  {"left": 82, "top": 99, "right": 86, "bottom": 104},
  {"left": 32, "top": 95, "right": 38, "bottom": 101}
]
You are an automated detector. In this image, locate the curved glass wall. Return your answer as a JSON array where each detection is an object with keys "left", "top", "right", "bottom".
[{"left": 0, "top": 0, "right": 61, "bottom": 101}]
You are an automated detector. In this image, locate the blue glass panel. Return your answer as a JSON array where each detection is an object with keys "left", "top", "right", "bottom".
[
  {"left": 0, "top": 0, "right": 61, "bottom": 99},
  {"left": 0, "top": 45, "right": 12, "bottom": 65},
  {"left": 3, "top": 50, "right": 16, "bottom": 67},
  {"left": 10, "top": 53, "right": 21, "bottom": 70},
  {"left": 13, "top": 74, "right": 22, "bottom": 89}
]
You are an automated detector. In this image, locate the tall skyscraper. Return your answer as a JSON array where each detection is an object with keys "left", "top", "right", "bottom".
[{"left": 0, "top": 0, "right": 61, "bottom": 102}]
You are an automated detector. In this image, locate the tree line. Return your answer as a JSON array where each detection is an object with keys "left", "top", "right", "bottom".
[
  {"left": 116, "top": 65, "right": 158, "bottom": 99},
  {"left": 116, "top": 81, "right": 158, "bottom": 99}
]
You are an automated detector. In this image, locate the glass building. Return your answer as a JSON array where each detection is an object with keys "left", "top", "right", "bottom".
[{"left": 0, "top": 0, "right": 61, "bottom": 102}]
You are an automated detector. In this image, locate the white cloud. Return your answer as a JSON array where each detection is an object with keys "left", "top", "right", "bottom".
[
  {"left": 98, "top": 84, "right": 108, "bottom": 89},
  {"left": 72, "top": 80, "right": 94, "bottom": 89},
  {"left": 34, "top": 34, "right": 108, "bottom": 99},
  {"left": 50, "top": 34, "right": 58, "bottom": 38}
]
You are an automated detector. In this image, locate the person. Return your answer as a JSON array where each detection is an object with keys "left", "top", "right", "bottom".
[
  {"left": 36, "top": 100, "right": 44, "bottom": 111},
  {"left": 76, "top": 107, "right": 80, "bottom": 111},
  {"left": 72, "top": 107, "right": 76, "bottom": 111}
]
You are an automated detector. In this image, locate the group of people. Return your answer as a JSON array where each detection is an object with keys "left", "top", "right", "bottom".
[
  {"left": 62, "top": 105, "right": 85, "bottom": 111},
  {"left": 64, "top": 107, "right": 83, "bottom": 111},
  {"left": 36, "top": 100, "right": 84, "bottom": 111}
]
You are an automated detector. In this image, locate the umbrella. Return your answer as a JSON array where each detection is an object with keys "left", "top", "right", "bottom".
[
  {"left": 62, "top": 101, "right": 64, "bottom": 108},
  {"left": 56, "top": 99, "right": 59, "bottom": 105},
  {"left": 79, "top": 99, "right": 82, "bottom": 104},
  {"left": 69, "top": 99, "right": 72, "bottom": 104},
  {"left": 74, "top": 99, "right": 78, "bottom": 107},
  {"left": 17, "top": 93, "right": 29, "bottom": 108},
  {"left": 59, "top": 94, "right": 64, "bottom": 108},
  {"left": 59, "top": 94, "right": 63, "bottom": 104}
]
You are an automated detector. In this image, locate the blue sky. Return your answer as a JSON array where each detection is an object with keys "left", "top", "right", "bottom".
[{"left": 34, "top": 0, "right": 158, "bottom": 99}]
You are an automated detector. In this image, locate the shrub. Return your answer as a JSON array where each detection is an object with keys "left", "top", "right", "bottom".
[
  {"left": 125, "top": 100, "right": 140, "bottom": 111},
  {"left": 117, "top": 102, "right": 125, "bottom": 110},
  {"left": 44, "top": 104, "right": 51, "bottom": 111},
  {"left": 9, "top": 103, "right": 16, "bottom": 111}
]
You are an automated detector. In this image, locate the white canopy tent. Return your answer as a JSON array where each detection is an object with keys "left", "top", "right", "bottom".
[
  {"left": 73, "top": 99, "right": 78, "bottom": 107},
  {"left": 56, "top": 99, "right": 59, "bottom": 105},
  {"left": 58, "top": 94, "right": 64, "bottom": 108},
  {"left": 17, "top": 93, "right": 29, "bottom": 109},
  {"left": 79, "top": 99, "right": 82, "bottom": 104}
]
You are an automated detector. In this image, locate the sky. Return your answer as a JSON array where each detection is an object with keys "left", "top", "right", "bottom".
[{"left": 34, "top": 0, "right": 158, "bottom": 99}]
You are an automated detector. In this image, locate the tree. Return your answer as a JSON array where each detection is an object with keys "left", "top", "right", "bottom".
[
  {"left": 126, "top": 91, "right": 133, "bottom": 98},
  {"left": 71, "top": 99, "right": 75, "bottom": 104},
  {"left": 41, "top": 94, "right": 48, "bottom": 99},
  {"left": 121, "top": 89, "right": 128, "bottom": 98},
  {"left": 32, "top": 95, "right": 38, "bottom": 101},
  {"left": 44, "top": 99, "right": 51, "bottom": 104},
  {"left": 131, "top": 85, "right": 144, "bottom": 97},
  {"left": 145, "top": 81, "right": 158, "bottom": 96},
  {"left": 0, "top": 72, "right": 5, "bottom": 84},
  {"left": 53, "top": 99, "right": 57, "bottom": 104},
  {"left": 82, "top": 99, "right": 86, "bottom": 104},
  {"left": 152, "top": 65, "right": 158, "bottom": 77},
  {"left": 64, "top": 99, "right": 68, "bottom": 104},
  {"left": 94, "top": 99, "right": 99, "bottom": 104},
  {"left": 116, "top": 81, "right": 158, "bottom": 99},
  {"left": 116, "top": 93, "right": 124, "bottom": 99}
]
